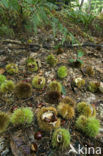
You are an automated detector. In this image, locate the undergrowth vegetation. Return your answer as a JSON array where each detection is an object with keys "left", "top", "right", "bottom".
[
  {"left": 0, "top": 0, "right": 67, "bottom": 40},
  {"left": 0, "top": 0, "right": 103, "bottom": 39}
]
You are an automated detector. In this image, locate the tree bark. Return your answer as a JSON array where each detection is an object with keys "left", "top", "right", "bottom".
[
  {"left": 88, "top": 0, "right": 92, "bottom": 13},
  {"left": 79, "top": 0, "right": 84, "bottom": 10}
]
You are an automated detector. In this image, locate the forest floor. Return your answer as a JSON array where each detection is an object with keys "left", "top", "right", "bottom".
[{"left": 0, "top": 21, "right": 103, "bottom": 156}]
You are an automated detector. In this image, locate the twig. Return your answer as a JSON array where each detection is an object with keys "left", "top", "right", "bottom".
[{"left": 63, "top": 42, "right": 103, "bottom": 48}]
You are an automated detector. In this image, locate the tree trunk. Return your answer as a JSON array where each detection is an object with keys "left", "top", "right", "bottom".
[
  {"left": 88, "top": 0, "right": 92, "bottom": 13},
  {"left": 79, "top": 0, "right": 84, "bottom": 10}
]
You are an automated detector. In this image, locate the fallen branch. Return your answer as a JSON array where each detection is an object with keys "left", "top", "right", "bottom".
[
  {"left": 2, "top": 39, "right": 103, "bottom": 49},
  {"left": 63, "top": 42, "right": 103, "bottom": 48}
]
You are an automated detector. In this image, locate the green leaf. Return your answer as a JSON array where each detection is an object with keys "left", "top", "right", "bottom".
[
  {"left": 0, "top": 0, "right": 9, "bottom": 8},
  {"left": 8, "top": 0, "right": 20, "bottom": 11},
  {"left": 54, "top": 44, "right": 61, "bottom": 49},
  {"left": 61, "top": 27, "right": 68, "bottom": 45},
  {"left": 77, "top": 59, "right": 83, "bottom": 64},
  {"left": 77, "top": 51, "right": 84, "bottom": 57},
  {"left": 61, "top": 85, "right": 66, "bottom": 96},
  {"left": 69, "top": 59, "right": 75, "bottom": 63},
  {"left": 69, "top": 33, "right": 76, "bottom": 44}
]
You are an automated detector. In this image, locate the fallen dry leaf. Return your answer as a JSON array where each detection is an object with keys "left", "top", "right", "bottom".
[
  {"left": 10, "top": 131, "right": 31, "bottom": 156},
  {"left": 0, "top": 68, "right": 5, "bottom": 74}
]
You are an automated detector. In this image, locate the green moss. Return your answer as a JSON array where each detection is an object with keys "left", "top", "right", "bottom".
[
  {"left": 32, "top": 76, "right": 45, "bottom": 89},
  {"left": 0, "top": 74, "right": 6, "bottom": 85},
  {"left": 88, "top": 81, "right": 99, "bottom": 93},
  {"left": 15, "top": 81, "right": 32, "bottom": 98},
  {"left": 6, "top": 63, "right": 18, "bottom": 74},
  {"left": 0, "top": 80, "right": 15, "bottom": 93},
  {"left": 46, "top": 54, "right": 57, "bottom": 66},
  {"left": 52, "top": 128, "right": 70, "bottom": 149},
  {"left": 57, "top": 66, "right": 67, "bottom": 79},
  {"left": 76, "top": 115, "right": 100, "bottom": 138},
  {"left": 0, "top": 111, "right": 10, "bottom": 133},
  {"left": 77, "top": 102, "right": 96, "bottom": 117},
  {"left": 11, "top": 107, "right": 34, "bottom": 125},
  {"left": 49, "top": 81, "right": 62, "bottom": 93}
]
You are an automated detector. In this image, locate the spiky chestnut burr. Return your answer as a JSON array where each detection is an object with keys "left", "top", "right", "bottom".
[
  {"left": 57, "top": 66, "right": 68, "bottom": 79},
  {"left": 15, "top": 81, "right": 32, "bottom": 98},
  {"left": 0, "top": 74, "right": 6, "bottom": 85},
  {"left": 46, "top": 54, "right": 58, "bottom": 67},
  {"left": 77, "top": 102, "right": 96, "bottom": 117},
  {"left": 6, "top": 63, "right": 18, "bottom": 74},
  {"left": 46, "top": 90, "right": 61, "bottom": 104},
  {"left": 52, "top": 128, "right": 71, "bottom": 149},
  {"left": 32, "top": 76, "right": 45, "bottom": 89},
  {"left": 1, "top": 80, "right": 15, "bottom": 93},
  {"left": 61, "top": 96, "right": 75, "bottom": 107},
  {"left": 11, "top": 107, "right": 34, "bottom": 125},
  {"left": 57, "top": 102, "right": 75, "bottom": 119},
  {"left": 48, "top": 80, "right": 62, "bottom": 93},
  {"left": 0, "top": 111, "right": 10, "bottom": 133},
  {"left": 37, "top": 107, "right": 61, "bottom": 131},
  {"left": 76, "top": 115, "right": 100, "bottom": 138}
]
